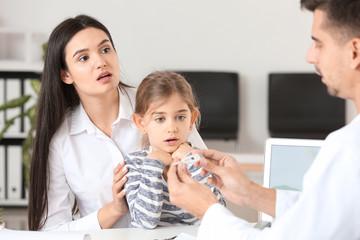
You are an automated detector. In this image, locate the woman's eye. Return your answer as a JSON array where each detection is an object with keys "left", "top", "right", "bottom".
[
  {"left": 79, "top": 56, "right": 89, "bottom": 62},
  {"left": 101, "top": 47, "right": 111, "bottom": 54}
]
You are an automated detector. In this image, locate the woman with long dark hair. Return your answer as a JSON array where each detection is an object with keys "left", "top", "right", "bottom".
[{"left": 28, "top": 15, "right": 206, "bottom": 231}]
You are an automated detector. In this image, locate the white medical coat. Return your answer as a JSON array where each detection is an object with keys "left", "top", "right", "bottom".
[{"left": 198, "top": 115, "right": 360, "bottom": 239}]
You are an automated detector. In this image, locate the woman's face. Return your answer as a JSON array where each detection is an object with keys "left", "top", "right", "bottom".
[{"left": 62, "top": 27, "right": 120, "bottom": 100}]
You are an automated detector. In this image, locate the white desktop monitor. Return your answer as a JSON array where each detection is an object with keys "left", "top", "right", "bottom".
[{"left": 261, "top": 138, "right": 323, "bottom": 222}]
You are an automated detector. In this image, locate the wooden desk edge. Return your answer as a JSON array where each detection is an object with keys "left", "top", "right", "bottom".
[{"left": 239, "top": 163, "right": 263, "bottom": 173}]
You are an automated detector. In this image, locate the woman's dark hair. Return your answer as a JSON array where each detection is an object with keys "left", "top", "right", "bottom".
[
  {"left": 28, "top": 14, "right": 129, "bottom": 230},
  {"left": 301, "top": 0, "right": 360, "bottom": 42}
]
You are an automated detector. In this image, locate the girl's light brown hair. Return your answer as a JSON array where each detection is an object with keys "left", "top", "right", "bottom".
[{"left": 134, "top": 71, "right": 200, "bottom": 146}]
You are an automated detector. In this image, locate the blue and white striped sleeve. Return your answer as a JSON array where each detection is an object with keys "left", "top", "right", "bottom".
[
  {"left": 189, "top": 164, "right": 226, "bottom": 206},
  {"left": 124, "top": 154, "right": 166, "bottom": 229}
]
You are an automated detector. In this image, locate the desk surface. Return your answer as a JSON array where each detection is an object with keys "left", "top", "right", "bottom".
[
  {"left": 83, "top": 225, "right": 198, "bottom": 240},
  {"left": 0, "top": 226, "right": 198, "bottom": 240}
]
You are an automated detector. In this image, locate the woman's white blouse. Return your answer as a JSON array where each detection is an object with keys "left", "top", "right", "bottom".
[{"left": 43, "top": 87, "right": 206, "bottom": 231}]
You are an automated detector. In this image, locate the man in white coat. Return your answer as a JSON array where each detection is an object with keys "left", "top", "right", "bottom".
[{"left": 167, "top": 0, "right": 360, "bottom": 239}]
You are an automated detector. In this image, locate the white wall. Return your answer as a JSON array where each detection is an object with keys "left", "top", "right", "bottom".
[{"left": 0, "top": 0, "right": 356, "bottom": 153}]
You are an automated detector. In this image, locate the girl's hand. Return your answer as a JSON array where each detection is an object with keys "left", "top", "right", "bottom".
[
  {"left": 172, "top": 142, "right": 194, "bottom": 160},
  {"left": 147, "top": 151, "right": 173, "bottom": 166}
]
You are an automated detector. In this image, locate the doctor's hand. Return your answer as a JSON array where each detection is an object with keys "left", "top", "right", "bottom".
[
  {"left": 193, "top": 149, "right": 276, "bottom": 217},
  {"left": 167, "top": 161, "right": 219, "bottom": 219},
  {"left": 192, "top": 149, "right": 252, "bottom": 207}
]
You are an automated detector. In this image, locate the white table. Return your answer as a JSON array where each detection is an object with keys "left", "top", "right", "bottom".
[
  {"left": 0, "top": 226, "right": 198, "bottom": 240},
  {"left": 79, "top": 225, "right": 198, "bottom": 240}
]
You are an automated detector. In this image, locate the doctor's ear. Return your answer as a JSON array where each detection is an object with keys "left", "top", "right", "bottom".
[
  {"left": 350, "top": 38, "right": 360, "bottom": 69},
  {"left": 132, "top": 114, "right": 147, "bottom": 134},
  {"left": 61, "top": 70, "right": 73, "bottom": 85}
]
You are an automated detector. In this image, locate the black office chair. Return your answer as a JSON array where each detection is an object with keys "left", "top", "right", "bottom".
[
  {"left": 175, "top": 71, "right": 240, "bottom": 140},
  {"left": 268, "top": 73, "right": 345, "bottom": 139}
]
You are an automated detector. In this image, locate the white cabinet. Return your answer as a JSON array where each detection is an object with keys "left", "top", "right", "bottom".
[
  {"left": 0, "top": 28, "right": 47, "bottom": 72},
  {"left": 0, "top": 28, "right": 45, "bottom": 206}
]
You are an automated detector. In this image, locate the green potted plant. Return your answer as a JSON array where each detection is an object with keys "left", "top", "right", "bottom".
[{"left": 0, "top": 79, "right": 41, "bottom": 189}]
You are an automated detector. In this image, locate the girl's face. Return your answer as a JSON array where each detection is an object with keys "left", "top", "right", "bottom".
[
  {"left": 61, "top": 27, "right": 120, "bottom": 100},
  {"left": 134, "top": 93, "right": 198, "bottom": 154}
]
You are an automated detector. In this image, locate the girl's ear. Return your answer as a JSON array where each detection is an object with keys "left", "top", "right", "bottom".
[
  {"left": 61, "top": 70, "right": 73, "bottom": 85},
  {"left": 132, "top": 114, "right": 147, "bottom": 134},
  {"left": 189, "top": 109, "right": 199, "bottom": 130}
]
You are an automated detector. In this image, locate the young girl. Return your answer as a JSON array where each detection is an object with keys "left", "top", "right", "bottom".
[{"left": 124, "top": 71, "right": 224, "bottom": 229}]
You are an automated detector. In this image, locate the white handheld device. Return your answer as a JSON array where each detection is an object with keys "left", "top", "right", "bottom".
[{"left": 172, "top": 153, "right": 204, "bottom": 166}]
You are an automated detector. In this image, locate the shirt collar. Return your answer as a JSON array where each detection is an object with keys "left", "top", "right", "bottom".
[
  {"left": 350, "top": 113, "right": 360, "bottom": 125},
  {"left": 117, "top": 87, "right": 135, "bottom": 122},
  {"left": 69, "top": 87, "right": 135, "bottom": 135}
]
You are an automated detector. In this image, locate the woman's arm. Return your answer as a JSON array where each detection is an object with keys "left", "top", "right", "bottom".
[
  {"left": 98, "top": 161, "right": 129, "bottom": 229},
  {"left": 45, "top": 137, "right": 130, "bottom": 231},
  {"left": 44, "top": 143, "right": 100, "bottom": 231}
]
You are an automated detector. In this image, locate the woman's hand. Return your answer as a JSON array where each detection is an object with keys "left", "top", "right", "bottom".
[
  {"left": 98, "top": 161, "right": 129, "bottom": 229},
  {"left": 112, "top": 161, "right": 130, "bottom": 215}
]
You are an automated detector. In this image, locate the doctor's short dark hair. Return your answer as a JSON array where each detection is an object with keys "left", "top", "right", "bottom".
[{"left": 301, "top": 0, "right": 360, "bottom": 43}]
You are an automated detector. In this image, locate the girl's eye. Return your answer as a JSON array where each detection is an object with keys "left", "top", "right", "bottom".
[
  {"left": 176, "top": 115, "right": 185, "bottom": 120},
  {"left": 101, "top": 47, "right": 111, "bottom": 54},
  {"left": 155, "top": 117, "right": 165, "bottom": 122},
  {"left": 79, "top": 56, "right": 89, "bottom": 62}
]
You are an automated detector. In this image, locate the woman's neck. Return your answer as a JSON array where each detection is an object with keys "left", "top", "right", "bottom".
[{"left": 80, "top": 89, "right": 119, "bottom": 137}]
